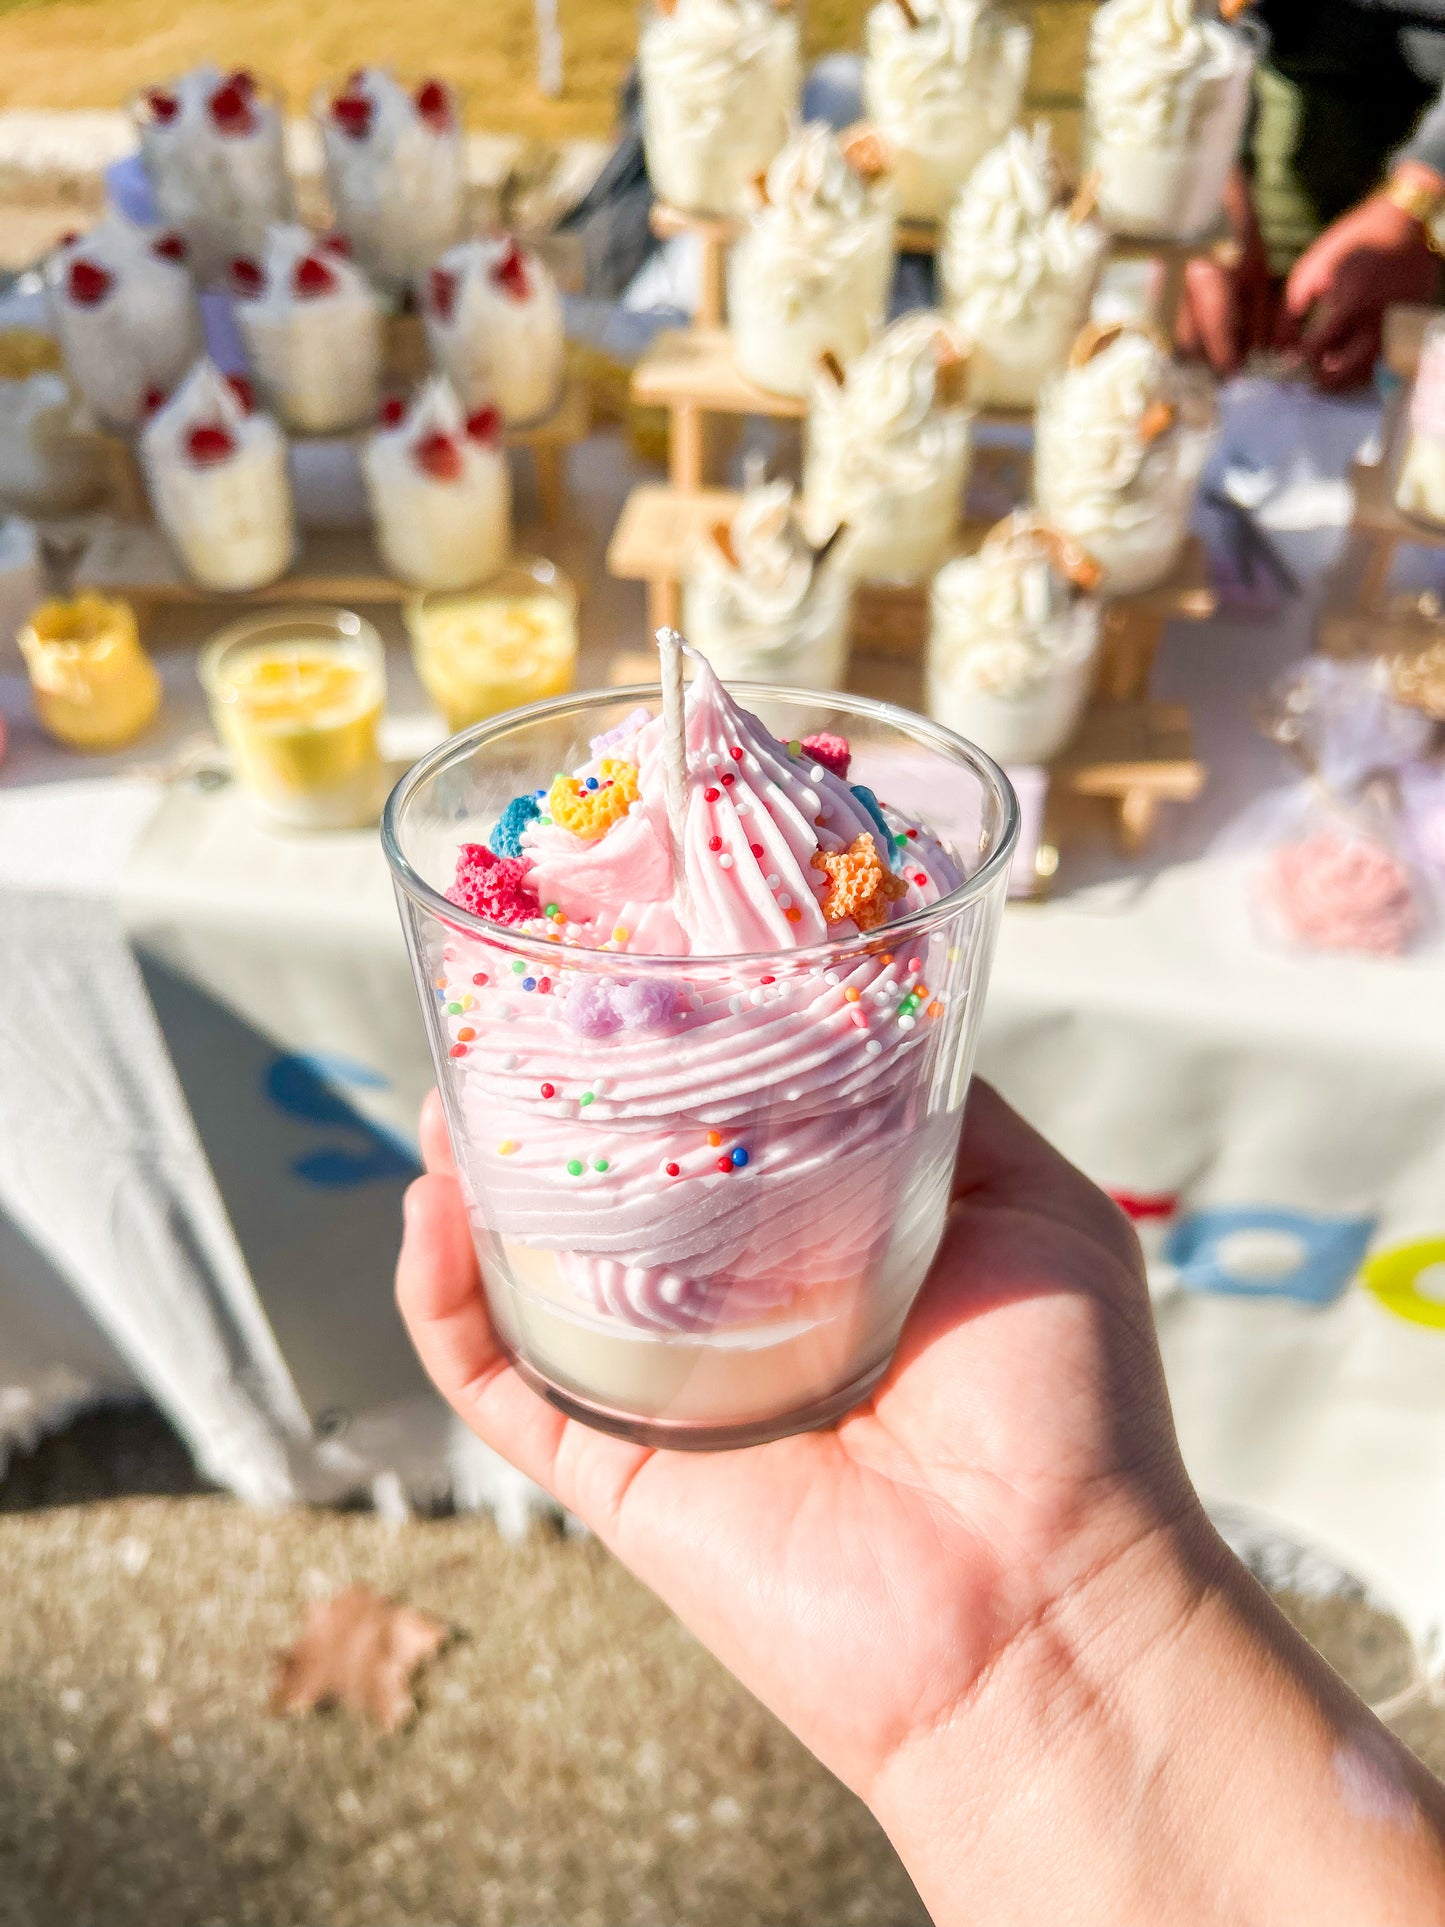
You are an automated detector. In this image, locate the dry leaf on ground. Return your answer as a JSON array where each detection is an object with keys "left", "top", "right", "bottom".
[{"left": 272, "top": 1584, "right": 450, "bottom": 1734}]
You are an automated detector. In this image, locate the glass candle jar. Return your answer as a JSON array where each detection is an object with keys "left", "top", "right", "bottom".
[
  {"left": 383, "top": 682, "right": 1018, "bottom": 1450},
  {"left": 18, "top": 594, "right": 161, "bottom": 750},
  {"left": 682, "top": 560, "right": 851, "bottom": 688},
  {"left": 200, "top": 607, "right": 387, "bottom": 830},
  {"left": 404, "top": 556, "right": 580, "bottom": 734}
]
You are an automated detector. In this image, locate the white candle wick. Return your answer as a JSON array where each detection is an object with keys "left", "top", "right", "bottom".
[{"left": 656, "top": 625, "right": 691, "bottom": 924}]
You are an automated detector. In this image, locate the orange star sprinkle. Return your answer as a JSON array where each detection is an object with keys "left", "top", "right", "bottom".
[{"left": 810, "top": 833, "right": 908, "bottom": 933}]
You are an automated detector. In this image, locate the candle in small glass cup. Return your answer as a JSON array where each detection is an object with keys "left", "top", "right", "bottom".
[
  {"left": 404, "top": 557, "right": 578, "bottom": 734},
  {"left": 200, "top": 607, "right": 387, "bottom": 830},
  {"left": 18, "top": 594, "right": 161, "bottom": 750}
]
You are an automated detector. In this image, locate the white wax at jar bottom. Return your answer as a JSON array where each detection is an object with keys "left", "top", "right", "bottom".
[
  {"left": 1092, "top": 140, "right": 1233, "bottom": 242},
  {"left": 1396, "top": 433, "right": 1445, "bottom": 529}
]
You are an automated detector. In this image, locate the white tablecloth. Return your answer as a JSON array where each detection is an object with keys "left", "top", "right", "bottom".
[{"left": 6, "top": 388, "right": 1445, "bottom": 1651}]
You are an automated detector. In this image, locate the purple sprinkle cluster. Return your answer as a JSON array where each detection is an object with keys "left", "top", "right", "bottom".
[
  {"left": 588, "top": 706, "right": 652, "bottom": 760},
  {"left": 562, "top": 976, "right": 677, "bottom": 1037}
]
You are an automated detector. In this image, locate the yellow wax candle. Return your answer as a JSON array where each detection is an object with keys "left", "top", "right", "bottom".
[
  {"left": 405, "top": 556, "right": 578, "bottom": 733},
  {"left": 19, "top": 594, "right": 161, "bottom": 750},
  {"left": 200, "top": 608, "right": 387, "bottom": 831}
]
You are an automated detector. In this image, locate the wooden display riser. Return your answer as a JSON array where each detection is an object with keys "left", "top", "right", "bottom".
[
  {"left": 76, "top": 524, "right": 421, "bottom": 606},
  {"left": 99, "top": 373, "right": 592, "bottom": 528},
  {"left": 649, "top": 201, "right": 1222, "bottom": 335},
  {"left": 632, "top": 326, "right": 1031, "bottom": 490},
  {"left": 606, "top": 480, "right": 1215, "bottom": 699}
]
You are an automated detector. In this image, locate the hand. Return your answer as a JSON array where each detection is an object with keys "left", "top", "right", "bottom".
[
  {"left": 397, "top": 1081, "right": 1445, "bottom": 1924},
  {"left": 1277, "top": 174, "right": 1442, "bottom": 392},
  {"left": 397, "top": 1079, "right": 1205, "bottom": 1799},
  {"left": 1176, "top": 165, "right": 1278, "bottom": 376}
]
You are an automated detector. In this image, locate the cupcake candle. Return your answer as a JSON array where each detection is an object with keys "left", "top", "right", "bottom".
[
  {"left": 231, "top": 225, "right": 383, "bottom": 435},
  {"left": 362, "top": 379, "right": 511, "bottom": 591},
  {"left": 319, "top": 69, "right": 467, "bottom": 293},
  {"left": 424, "top": 236, "right": 566, "bottom": 426},
  {"left": 46, "top": 214, "right": 203, "bottom": 431}
]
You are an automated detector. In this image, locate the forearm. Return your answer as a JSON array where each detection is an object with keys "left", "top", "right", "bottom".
[{"left": 869, "top": 1510, "right": 1445, "bottom": 1926}]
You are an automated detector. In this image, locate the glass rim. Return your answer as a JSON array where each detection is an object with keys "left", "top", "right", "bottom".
[
  {"left": 198, "top": 604, "right": 382, "bottom": 698},
  {"left": 403, "top": 554, "right": 579, "bottom": 626},
  {"left": 381, "top": 679, "right": 1021, "bottom": 970}
]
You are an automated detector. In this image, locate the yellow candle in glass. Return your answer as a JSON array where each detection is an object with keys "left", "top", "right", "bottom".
[
  {"left": 18, "top": 594, "right": 161, "bottom": 750},
  {"left": 405, "top": 556, "right": 578, "bottom": 734},
  {"left": 199, "top": 608, "right": 387, "bottom": 831}
]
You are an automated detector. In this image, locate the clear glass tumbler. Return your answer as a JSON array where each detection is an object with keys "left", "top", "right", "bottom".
[
  {"left": 404, "top": 556, "right": 579, "bottom": 733},
  {"left": 384, "top": 683, "right": 1018, "bottom": 1450},
  {"left": 200, "top": 605, "right": 387, "bottom": 831}
]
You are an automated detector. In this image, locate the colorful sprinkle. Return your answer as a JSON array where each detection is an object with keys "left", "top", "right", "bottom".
[
  {"left": 707, "top": 1130, "right": 722, "bottom": 1147},
  {"left": 584, "top": 776, "right": 599, "bottom": 791},
  {"left": 704, "top": 786, "right": 720, "bottom": 802},
  {"left": 721, "top": 772, "right": 735, "bottom": 786},
  {"left": 434, "top": 976, "right": 447, "bottom": 990},
  {"left": 545, "top": 903, "right": 559, "bottom": 918},
  {"left": 665, "top": 1161, "right": 680, "bottom": 1177},
  {"left": 567, "top": 1158, "right": 583, "bottom": 1176},
  {"left": 928, "top": 1001, "right": 944, "bottom": 1018},
  {"left": 457, "top": 1026, "right": 476, "bottom": 1042},
  {"left": 449, "top": 1042, "right": 468, "bottom": 1058},
  {"left": 521, "top": 977, "right": 536, "bottom": 992},
  {"left": 472, "top": 972, "right": 488, "bottom": 985},
  {"left": 730, "top": 1147, "right": 749, "bottom": 1168},
  {"left": 498, "top": 1139, "right": 517, "bottom": 1155},
  {"left": 784, "top": 907, "right": 801, "bottom": 921},
  {"left": 447, "top": 1001, "right": 463, "bottom": 1014},
  {"left": 708, "top": 835, "right": 723, "bottom": 852},
  {"left": 613, "top": 926, "right": 629, "bottom": 943},
  {"left": 787, "top": 739, "right": 802, "bottom": 756},
  {"left": 540, "top": 1082, "right": 556, "bottom": 1099},
  {"left": 593, "top": 1158, "right": 609, "bottom": 1173},
  {"left": 750, "top": 842, "right": 764, "bottom": 858},
  {"left": 729, "top": 745, "right": 744, "bottom": 760},
  {"left": 579, "top": 1091, "right": 594, "bottom": 1107},
  {"left": 512, "top": 959, "right": 525, "bottom": 973},
  {"left": 760, "top": 975, "right": 775, "bottom": 984},
  {"left": 537, "top": 977, "right": 552, "bottom": 994},
  {"left": 719, "top": 854, "right": 734, "bottom": 870},
  {"left": 845, "top": 987, "right": 862, "bottom": 1003},
  {"left": 716, "top": 1156, "right": 733, "bottom": 1173}
]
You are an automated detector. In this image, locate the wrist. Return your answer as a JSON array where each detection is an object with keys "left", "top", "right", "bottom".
[
  {"left": 868, "top": 1502, "right": 1445, "bottom": 1927},
  {"left": 1383, "top": 164, "right": 1445, "bottom": 249}
]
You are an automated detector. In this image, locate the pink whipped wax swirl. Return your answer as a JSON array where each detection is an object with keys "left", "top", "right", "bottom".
[
  {"left": 1261, "top": 828, "right": 1419, "bottom": 957},
  {"left": 433, "top": 655, "right": 965, "bottom": 1331}
]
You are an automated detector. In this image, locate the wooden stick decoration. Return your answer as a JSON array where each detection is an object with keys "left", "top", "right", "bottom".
[
  {"left": 893, "top": 0, "right": 920, "bottom": 24},
  {"left": 656, "top": 626, "right": 691, "bottom": 922}
]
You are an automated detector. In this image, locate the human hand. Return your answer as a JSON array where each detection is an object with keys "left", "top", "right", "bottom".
[
  {"left": 1176, "top": 166, "right": 1277, "bottom": 376},
  {"left": 396, "top": 1078, "right": 1205, "bottom": 1798},
  {"left": 1277, "top": 177, "right": 1441, "bottom": 392},
  {"left": 397, "top": 1079, "right": 1445, "bottom": 1925}
]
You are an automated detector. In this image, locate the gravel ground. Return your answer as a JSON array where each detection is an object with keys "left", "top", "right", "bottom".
[{"left": 2, "top": 1407, "right": 1444, "bottom": 1927}]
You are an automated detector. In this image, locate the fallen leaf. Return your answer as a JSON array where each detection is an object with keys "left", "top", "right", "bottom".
[{"left": 272, "top": 1585, "right": 450, "bottom": 1734}]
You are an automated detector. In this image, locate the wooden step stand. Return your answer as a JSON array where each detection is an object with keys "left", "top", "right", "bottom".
[{"left": 1319, "top": 302, "right": 1443, "bottom": 658}]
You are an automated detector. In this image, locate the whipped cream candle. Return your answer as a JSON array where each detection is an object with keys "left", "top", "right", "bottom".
[
  {"left": 927, "top": 512, "right": 1103, "bottom": 765},
  {"left": 232, "top": 225, "right": 383, "bottom": 435},
  {"left": 46, "top": 214, "right": 203, "bottom": 431},
  {"left": 424, "top": 235, "right": 566, "bottom": 425},
  {"left": 863, "top": 0, "right": 1031, "bottom": 221},
  {"left": 133, "top": 66, "right": 293, "bottom": 285},
  {"left": 318, "top": 69, "right": 467, "bottom": 293},
  {"left": 683, "top": 480, "right": 850, "bottom": 688},
  {"left": 141, "top": 359, "right": 295, "bottom": 592},
  {"left": 384, "top": 650, "right": 1018, "bottom": 1447},
  {"left": 730, "top": 124, "right": 899, "bottom": 399},
  {"left": 639, "top": 0, "right": 801, "bottom": 218},
  {"left": 939, "top": 125, "right": 1106, "bottom": 409},
  {"left": 1084, "top": 0, "right": 1258, "bottom": 242},
  {"left": 804, "top": 312, "right": 972, "bottom": 584},
  {"left": 362, "top": 378, "right": 511, "bottom": 591},
  {"left": 1034, "top": 321, "right": 1215, "bottom": 595}
]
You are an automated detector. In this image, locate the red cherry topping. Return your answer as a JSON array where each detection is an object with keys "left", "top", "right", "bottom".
[
  {"left": 66, "top": 258, "right": 113, "bottom": 307},
  {"left": 141, "top": 385, "right": 169, "bottom": 418},
  {"left": 491, "top": 237, "right": 531, "bottom": 302},
  {"left": 331, "top": 91, "right": 372, "bottom": 139},
  {"left": 427, "top": 265, "right": 457, "bottom": 322},
  {"left": 151, "top": 231, "right": 187, "bottom": 263},
  {"left": 146, "top": 88, "right": 180, "bottom": 124},
  {"left": 186, "top": 422, "right": 237, "bottom": 465},
  {"left": 377, "top": 395, "right": 407, "bottom": 427},
  {"left": 464, "top": 404, "right": 501, "bottom": 446},
  {"left": 225, "top": 373, "right": 256, "bottom": 414},
  {"left": 415, "top": 79, "right": 450, "bottom": 128},
  {"left": 209, "top": 78, "right": 257, "bottom": 134},
  {"left": 293, "top": 253, "right": 338, "bottom": 298},
  {"left": 414, "top": 430, "right": 464, "bottom": 482},
  {"left": 229, "top": 255, "right": 264, "bottom": 297},
  {"left": 320, "top": 230, "right": 352, "bottom": 257}
]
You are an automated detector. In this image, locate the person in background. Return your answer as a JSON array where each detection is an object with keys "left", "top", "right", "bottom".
[{"left": 1183, "top": 0, "right": 1445, "bottom": 388}]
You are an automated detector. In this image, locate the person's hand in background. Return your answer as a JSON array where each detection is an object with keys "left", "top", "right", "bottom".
[
  {"left": 1176, "top": 165, "right": 1278, "bottom": 376},
  {"left": 397, "top": 1080, "right": 1445, "bottom": 1925},
  {"left": 1276, "top": 163, "right": 1442, "bottom": 391}
]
